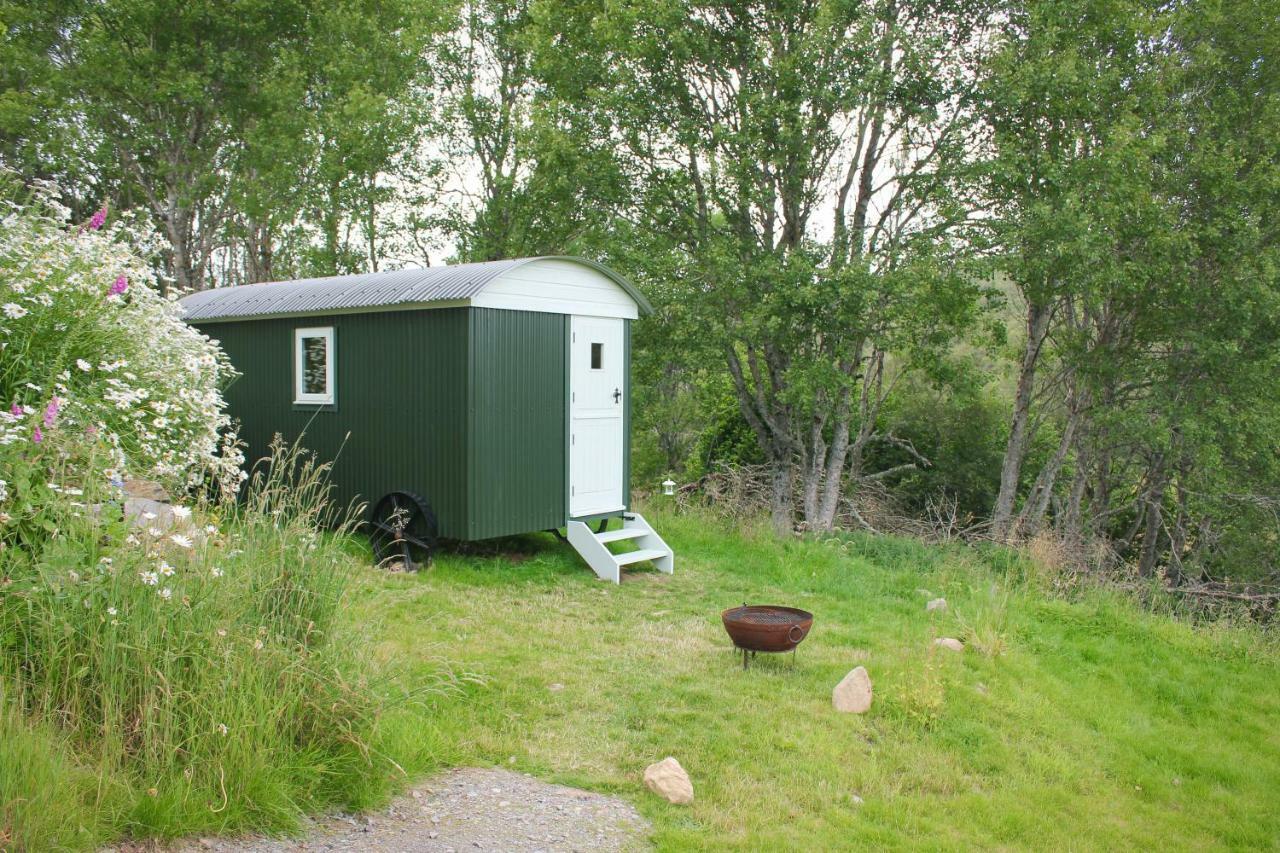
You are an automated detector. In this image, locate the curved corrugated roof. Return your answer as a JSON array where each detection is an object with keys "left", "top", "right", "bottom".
[{"left": 179, "top": 256, "right": 653, "bottom": 322}]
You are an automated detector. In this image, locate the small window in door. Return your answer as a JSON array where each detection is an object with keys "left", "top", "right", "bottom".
[
  {"left": 591, "top": 342, "right": 603, "bottom": 370},
  {"left": 294, "top": 327, "right": 334, "bottom": 405}
]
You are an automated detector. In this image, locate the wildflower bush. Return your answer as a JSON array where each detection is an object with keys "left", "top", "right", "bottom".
[
  {"left": 0, "top": 188, "right": 426, "bottom": 846},
  {"left": 0, "top": 179, "right": 243, "bottom": 524}
]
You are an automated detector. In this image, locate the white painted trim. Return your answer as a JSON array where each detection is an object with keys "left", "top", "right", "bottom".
[
  {"left": 470, "top": 292, "right": 639, "bottom": 319},
  {"left": 570, "top": 505, "right": 627, "bottom": 519},
  {"left": 567, "top": 520, "right": 620, "bottom": 583},
  {"left": 294, "top": 326, "right": 334, "bottom": 405},
  {"left": 473, "top": 259, "right": 640, "bottom": 319},
  {"left": 564, "top": 512, "right": 674, "bottom": 583}
]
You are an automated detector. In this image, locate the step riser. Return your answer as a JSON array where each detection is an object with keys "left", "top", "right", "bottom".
[{"left": 596, "top": 528, "right": 647, "bottom": 544}]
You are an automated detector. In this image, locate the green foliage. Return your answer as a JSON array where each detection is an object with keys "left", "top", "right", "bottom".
[
  {"left": 0, "top": 439, "right": 434, "bottom": 845},
  {"left": 0, "top": 698, "right": 110, "bottom": 850},
  {"left": 872, "top": 374, "right": 1010, "bottom": 520},
  {"left": 0, "top": 182, "right": 244, "bottom": 504}
]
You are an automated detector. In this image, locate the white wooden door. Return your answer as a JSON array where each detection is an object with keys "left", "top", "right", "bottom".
[{"left": 570, "top": 316, "right": 626, "bottom": 516}]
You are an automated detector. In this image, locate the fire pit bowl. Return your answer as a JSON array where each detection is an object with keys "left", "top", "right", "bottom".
[{"left": 721, "top": 604, "right": 814, "bottom": 666}]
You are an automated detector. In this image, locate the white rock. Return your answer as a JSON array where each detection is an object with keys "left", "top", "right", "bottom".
[
  {"left": 926, "top": 597, "right": 947, "bottom": 612},
  {"left": 832, "top": 666, "right": 874, "bottom": 713},
  {"left": 124, "top": 497, "right": 176, "bottom": 529},
  {"left": 123, "top": 478, "right": 170, "bottom": 502},
  {"left": 934, "top": 637, "right": 964, "bottom": 652},
  {"left": 643, "top": 757, "right": 693, "bottom": 805}
]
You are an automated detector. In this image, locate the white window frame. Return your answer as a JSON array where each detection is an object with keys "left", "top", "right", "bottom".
[{"left": 294, "top": 326, "right": 335, "bottom": 405}]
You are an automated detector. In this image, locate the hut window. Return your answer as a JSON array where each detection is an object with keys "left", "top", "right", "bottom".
[
  {"left": 294, "top": 327, "right": 334, "bottom": 405},
  {"left": 591, "top": 342, "right": 603, "bottom": 370}
]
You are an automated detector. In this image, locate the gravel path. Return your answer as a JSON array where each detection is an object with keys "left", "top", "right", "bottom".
[{"left": 169, "top": 769, "right": 650, "bottom": 853}]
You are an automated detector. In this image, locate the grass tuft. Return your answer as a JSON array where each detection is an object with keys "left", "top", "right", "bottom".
[{"left": 0, "top": 439, "right": 456, "bottom": 848}]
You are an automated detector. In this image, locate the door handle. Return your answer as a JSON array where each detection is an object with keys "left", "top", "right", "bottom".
[{"left": 613, "top": 388, "right": 622, "bottom": 404}]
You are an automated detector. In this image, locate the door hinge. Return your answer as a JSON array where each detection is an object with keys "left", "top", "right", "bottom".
[
  {"left": 572, "top": 332, "right": 576, "bottom": 343},
  {"left": 571, "top": 486, "right": 575, "bottom": 496}
]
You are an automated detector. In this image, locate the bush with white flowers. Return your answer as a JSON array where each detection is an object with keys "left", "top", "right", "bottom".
[{"left": 0, "top": 179, "right": 244, "bottom": 499}]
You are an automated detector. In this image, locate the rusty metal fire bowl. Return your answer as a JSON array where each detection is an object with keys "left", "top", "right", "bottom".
[{"left": 721, "top": 604, "right": 814, "bottom": 668}]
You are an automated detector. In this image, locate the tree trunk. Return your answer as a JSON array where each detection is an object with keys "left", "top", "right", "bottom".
[
  {"left": 1061, "top": 434, "right": 1090, "bottom": 545},
  {"left": 770, "top": 460, "right": 795, "bottom": 535},
  {"left": 992, "top": 300, "right": 1052, "bottom": 539},
  {"left": 244, "top": 220, "right": 274, "bottom": 283},
  {"left": 1014, "top": 386, "right": 1083, "bottom": 537},
  {"left": 814, "top": 411, "right": 852, "bottom": 532},
  {"left": 801, "top": 412, "right": 827, "bottom": 525},
  {"left": 1136, "top": 459, "right": 1168, "bottom": 578}
]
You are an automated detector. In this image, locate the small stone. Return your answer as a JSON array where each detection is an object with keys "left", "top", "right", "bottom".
[
  {"left": 832, "top": 666, "right": 873, "bottom": 713},
  {"left": 643, "top": 757, "right": 694, "bottom": 805},
  {"left": 124, "top": 478, "right": 170, "bottom": 502},
  {"left": 850, "top": 794, "right": 865, "bottom": 805},
  {"left": 926, "top": 597, "right": 947, "bottom": 612},
  {"left": 934, "top": 637, "right": 964, "bottom": 652},
  {"left": 548, "top": 683, "right": 565, "bottom": 692}
]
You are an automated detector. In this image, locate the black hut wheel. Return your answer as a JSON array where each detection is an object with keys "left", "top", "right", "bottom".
[{"left": 368, "top": 491, "right": 437, "bottom": 572}]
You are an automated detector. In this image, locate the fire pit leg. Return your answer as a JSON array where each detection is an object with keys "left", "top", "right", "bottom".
[{"left": 742, "top": 647, "right": 749, "bottom": 670}]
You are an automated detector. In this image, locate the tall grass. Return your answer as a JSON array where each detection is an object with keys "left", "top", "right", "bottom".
[{"left": 0, "top": 439, "right": 412, "bottom": 845}]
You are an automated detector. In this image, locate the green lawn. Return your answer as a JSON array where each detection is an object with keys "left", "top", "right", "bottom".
[{"left": 356, "top": 507, "right": 1280, "bottom": 850}]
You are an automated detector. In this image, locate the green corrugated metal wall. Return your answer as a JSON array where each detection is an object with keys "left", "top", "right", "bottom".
[
  {"left": 198, "top": 306, "right": 629, "bottom": 541},
  {"left": 467, "top": 309, "right": 568, "bottom": 539},
  {"left": 198, "top": 308, "right": 472, "bottom": 537}
]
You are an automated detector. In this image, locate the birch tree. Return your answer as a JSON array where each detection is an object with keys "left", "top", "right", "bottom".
[{"left": 591, "top": 0, "right": 995, "bottom": 531}]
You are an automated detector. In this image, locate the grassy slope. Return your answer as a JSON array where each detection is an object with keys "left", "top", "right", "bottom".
[{"left": 358, "top": 507, "right": 1279, "bottom": 851}]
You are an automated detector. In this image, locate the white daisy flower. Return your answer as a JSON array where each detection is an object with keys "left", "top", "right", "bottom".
[
  {"left": 169, "top": 533, "right": 193, "bottom": 549},
  {"left": 141, "top": 511, "right": 157, "bottom": 521},
  {"left": 2, "top": 303, "right": 27, "bottom": 319},
  {"left": 139, "top": 570, "right": 158, "bottom": 586},
  {"left": 107, "top": 606, "right": 118, "bottom": 616},
  {"left": 158, "top": 587, "right": 172, "bottom": 600},
  {"left": 210, "top": 566, "right": 223, "bottom": 578},
  {"left": 158, "top": 560, "right": 175, "bottom": 577},
  {"left": 76, "top": 359, "right": 92, "bottom": 372},
  {"left": 171, "top": 506, "right": 192, "bottom": 521}
]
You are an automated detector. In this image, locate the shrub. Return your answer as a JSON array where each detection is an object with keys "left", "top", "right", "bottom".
[
  {"left": 0, "top": 188, "right": 428, "bottom": 845},
  {"left": 0, "top": 439, "right": 398, "bottom": 841},
  {"left": 0, "top": 178, "right": 243, "bottom": 508}
]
